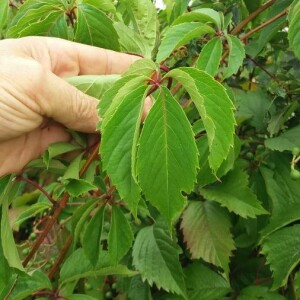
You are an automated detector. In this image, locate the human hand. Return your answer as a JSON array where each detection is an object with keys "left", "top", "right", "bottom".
[{"left": 0, "top": 37, "right": 141, "bottom": 177}]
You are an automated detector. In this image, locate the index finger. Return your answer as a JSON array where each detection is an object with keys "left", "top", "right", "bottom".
[{"left": 0, "top": 37, "right": 140, "bottom": 77}]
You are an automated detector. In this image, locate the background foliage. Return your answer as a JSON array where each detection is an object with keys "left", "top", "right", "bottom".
[{"left": 1, "top": 0, "right": 300, "bottom": 299}]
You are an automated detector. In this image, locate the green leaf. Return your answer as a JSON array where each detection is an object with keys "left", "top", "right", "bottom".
[
  {"left": 118, "top": 0, "right": 157, "bottom": 52},
  {"left": 235, "top": 90, "right": 275, "bottom": 130},
  {"left": 184, "top": 262, "right": 231, "bottom": 300},
  {"left": 72, "top": 198, "right": 98, "bottom": 243},
  {"left": 101, "top": 85, "right": 149, "bottom": 214},
  {"left": 65, "top": 179, "right": 97, "bottom": 197},
  {"left": 200, "top": 165, "right": 268, "bottom": 218},
  {"left": 237, "top": 286, "right": 285, "bottom": 300},
  {"left": 223, "top": 35, "right": 245, "bottom": 79},
  {"left": 265, "top": 124, "right": 300, "bottom": 152},
  {"left": 67, "top": 75, "right": 120, "bottom": 100},
  {"left": 0, "top": 178, "right": 24, "bottom": 271},
  {"left": 288, "top": 1, "right": 300, "bottom": 59},
  {"left": 108, "top": 205, "right": 134, "bottom": 264},
  {"left": 81, "top": 0, "right": 116, "bottom": 13},
  {"left": 0, "top": 0, "right": 8, "bottom": 34},
  {"left": 7, "top": 2, "right": 68, "bottom": 38},
  {"left": 167, "top": 67, "right": 235, "bottom": 172},
  {"left": 261, "top": 224, "right": 300, "bottom": 290},
  {"left": 9, "top": 270, "right": 52, "bottom": 300},
  {"left": 196, "top": 37, "right": 222, "bottom": 77},
  {"left": 63, "top": 154, "right": 84, "bottom": 180},
  {"left": 164, "top": 0, "right": 189, "bottom": 24},
  {"left": 128, "top": 275, "right": 152, "bottom": 300},
  {"left": 197, "top": 136, "right": 240, "bottom": 187},
  {"left": 137, "top": 87, "right": 198, "bottom": 224},
  {"left": 156, "top": 22, "right": 214, "bottom": 62},
  {"left": 14, "top": 202, "right": 52, "bottom": 227},
  {"left": 267, "top": 101, "right": 299, "bottom": 136},
  {"left": 181, "top": 201, "right": 235, "bottom": 276},
  {"left": 75, "top": 4, "right": 120, "bottom": 50},
  {"left": 82, "top": 205, "right": 105, "bottom": 265},
  {"left": 260, "top": 153, "right": 300, "bottom": 239},
  {"left": 132, "top": 223, "right": 187, "bottom": 297},
  {"left": 124, "top": 58, "right": 157, "bottom": 78},
  {"left": 246, "top": 0, "right": 291, "bottom": 57},
  {"left": 172, "top": 8, "right": 221, "bottom": 29},
  {"left": 114, "top": 22, "right": 152, "bottom": 58},
  {"left": 43, "top": 142, "right": 83, "bottom": 168},
  {"left": 60, "top": 248, "right": 137, "bottom": 284},
  {"left": 98, "top": 75, "right": 148, "bottom": 126}
]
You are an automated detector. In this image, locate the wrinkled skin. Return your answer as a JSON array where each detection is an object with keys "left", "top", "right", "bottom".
[{"left": 0, "top": 37, "right": 150, "bottom": 177}]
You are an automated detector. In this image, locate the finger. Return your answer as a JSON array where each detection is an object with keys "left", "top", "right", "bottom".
[
  {"left": 0, "top": 123, "right": 70, "bottom": 177},
  {"left": 37, "top": 69, "right": 99, "bottom": 132},
  {"left": 142, "top": 96, "right": 153, "bottom": 122},
  {"left": 0, "top": 37, "right": 140, "bottom": 77}
]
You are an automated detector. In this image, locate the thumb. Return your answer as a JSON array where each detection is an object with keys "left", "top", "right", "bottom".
[{"left": 38, "top": 70, "right": 99, "bottom": 133}]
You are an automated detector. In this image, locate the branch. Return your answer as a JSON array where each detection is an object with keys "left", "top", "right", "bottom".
[
  {"left": 22, "top": 142, "right": 100, "bottom": 267},
  {"left": 16, "top": 176, "right": 56, "bottom": 205},
  {"left": 222, "top": 7, "right": 288, "bottom": 62},
  {"left": 48, "top": 235, "right": 73, "bottom": 280},
  {"left": 241, "top": 8, "right": 288, "bottom": 41},
  {"left": 231, "top": 0, "right": 277, "bottom": 35}
]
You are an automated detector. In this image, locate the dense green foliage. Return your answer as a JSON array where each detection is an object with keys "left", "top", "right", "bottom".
[{"left": 1, "top": 0, "right": 300, "bottom": 299}]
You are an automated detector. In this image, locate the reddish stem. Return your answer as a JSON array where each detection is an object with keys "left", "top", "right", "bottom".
[
  {"left": 48, "top": 235, "right": 73, "bottom": 280},
  {"left": 22, "top": 142, "right": 100, "bottom": 267},
  {"left": 16, "top": 175, "right": 56, "bottom": 205}
]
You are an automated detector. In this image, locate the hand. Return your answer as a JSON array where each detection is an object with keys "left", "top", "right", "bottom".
[{"left": 0, "top": 37, "right": 139, "bottom": 177}]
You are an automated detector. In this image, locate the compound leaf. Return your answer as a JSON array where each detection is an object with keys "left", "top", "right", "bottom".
[{"left": 137, "top": 87, "right": 198, "bottom": 225}]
